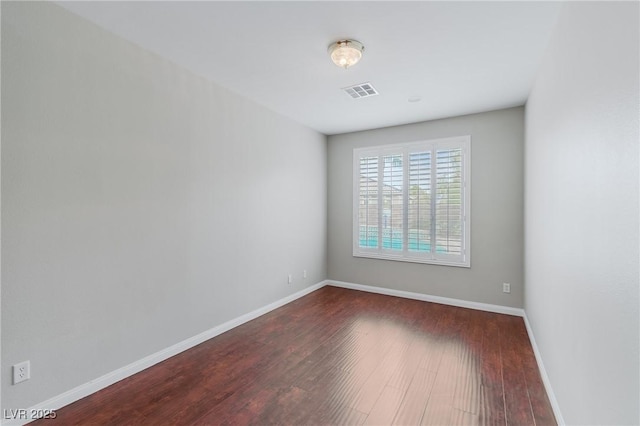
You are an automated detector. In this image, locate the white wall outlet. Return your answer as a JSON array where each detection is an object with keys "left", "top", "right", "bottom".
[
  {"left": 503, "top": 283, "right": 511, "bottom": 293},
  {"left": 13, "top": 361, "right": 30, "bottom": 385},
  {"left": 288, "top": 274, "right": 293, "bottom": 285},
  {"left": 303, "top": 270, "right": 307, "bottom": 279}
]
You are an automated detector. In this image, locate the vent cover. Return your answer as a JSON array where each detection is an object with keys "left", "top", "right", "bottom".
[{"left": 342, "top": 82, "right": 378, "bottom": 99}]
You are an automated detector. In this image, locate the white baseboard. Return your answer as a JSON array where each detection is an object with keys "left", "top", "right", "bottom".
[
  {"left": 3, "top": 281, "right": 327, "bottom": 426},
  {"left": 327, "top": 280, "right": 525, "bottom": 317},
  {"left": 523, "top": 314, "right": 565, "bottom": 425}
]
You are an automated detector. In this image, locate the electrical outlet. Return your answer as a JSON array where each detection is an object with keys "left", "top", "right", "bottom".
[
  {"left": 288, "top": 274, "right": 293, "bottom": 285},
  {"left": 503, "top": 283, "right": 511, "bottom": 293},
  {"left": 303, "top": 270, "right": 307, "bottom": 279},
  {"left": 13, "top": 361, "right": 30, "bottom": 385}
]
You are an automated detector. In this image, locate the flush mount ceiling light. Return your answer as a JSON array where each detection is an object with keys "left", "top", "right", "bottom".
[{"left": 328, "top": 39, "right": 364, "bottom": 69}]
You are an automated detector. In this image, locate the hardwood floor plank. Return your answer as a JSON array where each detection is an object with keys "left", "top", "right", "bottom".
[
  {"left": 421, "top": 393, "right": 455, "bottom": 426},
  {"left": 363, "top": 386, "right": 406, "bottom": 425},
  {"left": 451, "top": 408, "right": 480, "bottom": 426},
  {"left": 420, "top": 340, "right": 462, "bottom": 426},
  {"left": 386, "top": 335, "right": 432, "bottom": 390},
  {"left": 510, "top": 322, "right": 556, "bottom": 426},
  {"left": 452, "top": 343, "right": 482, "bottom": 415},
  {"left": 349, "top": 335, "right": 411, "bottom": 413},
  {"left": 500, "top": 316, "right": 536, "bottom": 426},
  {"left": 33, "top": 287, "right": 555, "bottom": 426},
  {"left": 480, "top": 315, "right": 504, "bottom": 389},
  {"left": 392, "top": 367, "right": 437, "bottom": 425},
  {"left": 479, "top": 384, "right": 507, "bottom": 426},
  {"left": 303, "top": 396, "right": 368, "bottom": 426}
]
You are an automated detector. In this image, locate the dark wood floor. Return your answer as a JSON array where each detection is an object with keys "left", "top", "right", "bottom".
[{"left": 34, "top": 286, "right": 556, "bottom": 425}]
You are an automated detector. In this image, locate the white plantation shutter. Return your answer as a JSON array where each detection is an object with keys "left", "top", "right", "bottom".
[
  {"left": 435, "top": 148, "right": 464, "bottom": 261},
  {"left": 358, "top": 157, "right": 379, "bottom": 249},
  {"left": 382, "top": 154, "right": 403, "bottom": 251},
  {"left": 353, "top": 136, "right": 470, "bottom": 267},
  {"left": 408, "top": 151, "right": 432, "bottom": 253}
]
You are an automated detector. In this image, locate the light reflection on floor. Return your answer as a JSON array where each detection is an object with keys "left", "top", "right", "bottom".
[{"left": 325, "top": 313, "right": 486, "bottom": 425}]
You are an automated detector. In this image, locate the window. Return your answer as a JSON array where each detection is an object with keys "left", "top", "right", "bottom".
[{"left": 353, "top": 136, "right": 470, "bottom": 267}]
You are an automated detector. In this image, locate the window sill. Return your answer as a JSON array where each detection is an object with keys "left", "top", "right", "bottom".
[{"left": 353, "top": 251, "right": 470, "bottom": 268}]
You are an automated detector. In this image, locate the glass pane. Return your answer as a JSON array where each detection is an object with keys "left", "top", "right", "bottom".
[
  {"left": 359, "top": 156, "right": 379, "bottom": 248},
  {"left": 408, "top": 151, "right": 431, "bottom": 253},
  {"left": 435, "top": 148, "right": 463, "bottom": 254},
  {"left": 382, "top": 154, "right": 403, "bottom": 250}
]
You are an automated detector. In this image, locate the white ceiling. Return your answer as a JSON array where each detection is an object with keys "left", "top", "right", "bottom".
[{"left": 57, "top": 1, "right": 563, "bottom": 135}]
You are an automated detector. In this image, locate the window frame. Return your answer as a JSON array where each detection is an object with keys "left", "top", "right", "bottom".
[{"left": 352, "top": 135, "right": 471, "bottom": 268}]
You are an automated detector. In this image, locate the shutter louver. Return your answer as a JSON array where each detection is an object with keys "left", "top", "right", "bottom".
[
  {"left": 358, "top": 157, "right": 379, "bottom": 249},
  {"left": 435, "top": 148, "right": 463, "bottom": 256},
  {"left": 408, "top": 152, "right": 431, "bottom": 253},
  {"left": 382, "top": 155, "right": 403, "bottom": 251}
]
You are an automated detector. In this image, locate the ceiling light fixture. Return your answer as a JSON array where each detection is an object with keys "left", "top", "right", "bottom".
[{"left": 328, "top": 39, "right": 364, "bottom": 69}]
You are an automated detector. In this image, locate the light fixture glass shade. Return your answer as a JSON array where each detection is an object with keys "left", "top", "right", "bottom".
[{"left": 328, "top": 40, "right": 364, "bottom": 69}]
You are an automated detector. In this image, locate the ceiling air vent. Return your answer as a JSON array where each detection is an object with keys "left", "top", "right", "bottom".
[{"left": 342, "top": 82, "right": 378, "bottom": 99}]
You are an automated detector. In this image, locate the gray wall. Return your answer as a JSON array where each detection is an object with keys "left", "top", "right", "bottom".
[
  {"left": 327, "top": 107, "right": 524, "bottom": 308},
  {"left": 525, "top": 2, "right": 639, "bottom": 424},
  {"left": 1, "top": 2, "right": 327, "bottom": 411}
]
